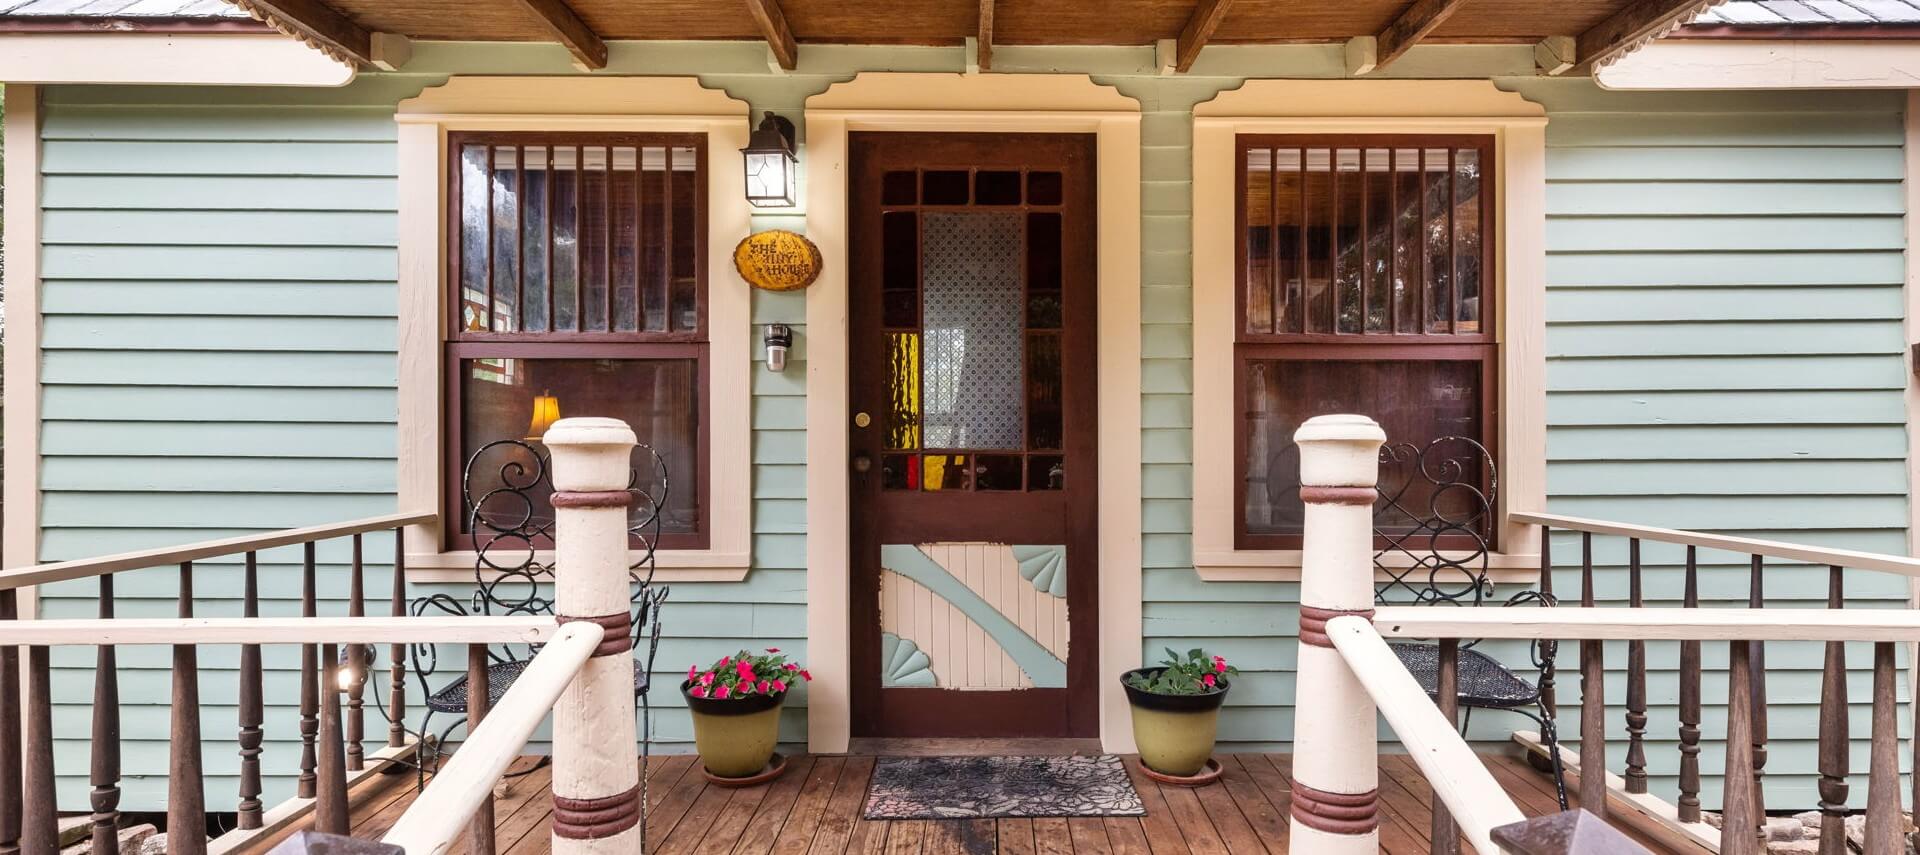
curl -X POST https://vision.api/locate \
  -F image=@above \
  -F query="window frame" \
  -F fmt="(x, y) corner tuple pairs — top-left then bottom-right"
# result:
(1230, 133), (1499, 552)
(1187, 80), (1549, 583)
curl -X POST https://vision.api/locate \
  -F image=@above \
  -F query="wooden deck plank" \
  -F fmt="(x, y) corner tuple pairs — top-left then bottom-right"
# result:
(336, 751), (1637, 854)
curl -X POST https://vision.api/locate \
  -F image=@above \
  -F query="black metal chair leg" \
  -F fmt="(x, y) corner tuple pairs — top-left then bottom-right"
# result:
(1538, 708), (1571, 811)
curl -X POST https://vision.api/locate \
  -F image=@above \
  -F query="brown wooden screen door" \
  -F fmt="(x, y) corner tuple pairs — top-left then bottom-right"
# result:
(849, 132), (1099, 738)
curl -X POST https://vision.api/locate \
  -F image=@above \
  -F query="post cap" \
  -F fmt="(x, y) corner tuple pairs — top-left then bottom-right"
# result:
(542, 417), (638, 449)
(1293, 413), (1386, 445)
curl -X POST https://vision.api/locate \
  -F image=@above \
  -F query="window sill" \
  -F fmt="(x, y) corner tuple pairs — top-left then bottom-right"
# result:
(405, 549), (752, 583)
(1192, 550), (1541, 584)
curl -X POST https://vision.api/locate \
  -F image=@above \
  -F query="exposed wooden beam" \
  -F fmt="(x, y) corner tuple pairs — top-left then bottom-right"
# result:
(1578, 0), (1723, 71)
(1534, 35), (1577, 75)
(744, 0), (799, 71)
(510, 0), (607, 70)
(1367, 0), (1468, 73)
(977, 0), (994, 72)
(1173, 0), (1234, 74)
(225, 0), (371, 66)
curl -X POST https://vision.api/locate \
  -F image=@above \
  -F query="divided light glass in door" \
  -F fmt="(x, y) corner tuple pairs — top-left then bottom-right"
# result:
(446, 133), (711, 550)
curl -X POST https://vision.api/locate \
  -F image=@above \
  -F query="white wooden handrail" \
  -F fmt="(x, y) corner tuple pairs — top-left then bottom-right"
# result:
(0, 616), (557, 645)
(381, 620), (605, 855)
(1325, 615), (1527, 853)
(1374, 606), (1920, 642)
(0, 510), (437, 590)
(1513, 510), (1920, 578)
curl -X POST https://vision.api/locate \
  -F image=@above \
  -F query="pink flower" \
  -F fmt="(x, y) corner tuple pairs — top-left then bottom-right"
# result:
(688, 665), (698, 681)
(718, 656), (731, 669)
(737, 681), (754, 695)
(714, 685), (731, 699)
(800, 669), (812, 682)
(785, 663), (799, 672)
(766, 647), (781, 653)
(772, 679), (787, 693)
(1214, 661), (1228, 673)
(699, 671), (714, 686)
(1202, 674), (1216, 688)
(758, 680), (772, 694)
(690, 686), (706, 699)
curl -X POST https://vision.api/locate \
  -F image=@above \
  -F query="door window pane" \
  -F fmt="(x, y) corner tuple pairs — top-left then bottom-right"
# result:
(920, 212), (1024, 450)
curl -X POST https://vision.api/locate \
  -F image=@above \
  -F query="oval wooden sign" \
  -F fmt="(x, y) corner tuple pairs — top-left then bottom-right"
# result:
(733, 230), (823, 292)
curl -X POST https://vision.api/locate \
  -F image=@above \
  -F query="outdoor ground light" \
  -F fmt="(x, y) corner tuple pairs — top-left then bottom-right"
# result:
(742, 111), (797, 208)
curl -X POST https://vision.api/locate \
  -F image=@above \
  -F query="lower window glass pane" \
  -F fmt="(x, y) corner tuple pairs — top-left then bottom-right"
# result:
(1242, 358), (1483, 539)
(460, 357), (701, 537)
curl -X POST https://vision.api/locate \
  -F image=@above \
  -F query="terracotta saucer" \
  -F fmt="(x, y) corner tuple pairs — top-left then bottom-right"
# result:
(1139, 757), (1223, 787)
(702, 753), (789, 788)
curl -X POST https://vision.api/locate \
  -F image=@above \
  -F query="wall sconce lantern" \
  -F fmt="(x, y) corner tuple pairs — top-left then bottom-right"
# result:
(742, 111), (797, 208)
(526, 391), (562, 442)
(764, 323), (793, 372)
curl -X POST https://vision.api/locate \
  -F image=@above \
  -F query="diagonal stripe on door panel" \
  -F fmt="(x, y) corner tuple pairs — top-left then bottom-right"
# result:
(880, 543), (1068, 688)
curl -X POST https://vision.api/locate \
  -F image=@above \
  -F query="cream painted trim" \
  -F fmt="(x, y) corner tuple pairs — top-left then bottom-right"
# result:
(1598, 40), (1920, 90)
(0, 33), (353, 87)
(1190, 79), (1547, 583)
(804, 73), (1143, 755)
(2, 84), (41, 621)
(393, 77), (753, 581)
(1902, 90), (1920, 740)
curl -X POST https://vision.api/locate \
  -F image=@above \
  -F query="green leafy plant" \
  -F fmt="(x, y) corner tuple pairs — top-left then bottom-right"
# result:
(1127, 648), (1236, 696)
(685, 648), (810, 699)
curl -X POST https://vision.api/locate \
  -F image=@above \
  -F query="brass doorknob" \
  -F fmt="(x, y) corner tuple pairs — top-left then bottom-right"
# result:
(853, 453), (873, 473)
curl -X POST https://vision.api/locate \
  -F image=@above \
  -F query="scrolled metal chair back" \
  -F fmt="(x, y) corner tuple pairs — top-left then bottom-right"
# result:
(1373, 435), (1498, 608)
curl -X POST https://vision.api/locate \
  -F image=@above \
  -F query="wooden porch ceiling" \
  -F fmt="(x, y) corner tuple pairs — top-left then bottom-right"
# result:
(223, 0), (1725, 75)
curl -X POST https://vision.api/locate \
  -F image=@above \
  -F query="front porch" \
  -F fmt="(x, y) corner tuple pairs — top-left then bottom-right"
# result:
(258, 749), (1638, 855)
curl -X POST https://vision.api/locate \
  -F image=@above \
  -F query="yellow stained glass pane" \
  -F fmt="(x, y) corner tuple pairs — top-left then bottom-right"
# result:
(887, 332), (922, 450)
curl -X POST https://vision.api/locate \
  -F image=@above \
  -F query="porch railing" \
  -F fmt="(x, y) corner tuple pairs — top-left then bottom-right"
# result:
(0, 417), (649, 855)
(1291, 413), (1920, 855)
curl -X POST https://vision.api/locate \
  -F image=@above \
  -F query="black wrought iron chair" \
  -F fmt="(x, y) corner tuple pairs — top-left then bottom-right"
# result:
(405, 438), (670, 791)
(1371, 436), (1569, 810)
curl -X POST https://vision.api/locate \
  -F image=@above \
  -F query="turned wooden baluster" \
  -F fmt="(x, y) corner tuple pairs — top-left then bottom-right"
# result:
(1577, 532), (1605, 819)
(298, 542), (320, 799)
(237, 552), (264, 830)
(170, 562), (208, 855)
(1747, 555), (1768, 848)
(1864, 642), (1902, 855)
(388, 529), (408, 749)
(1622, 538), (1647, 795)
(1675, 546), (1702, 824)
(346, 534), (366, 772)
(22, 640), (55, 855)
(0, 589), (19, 855)
(1721, 639), (1758, 855)
(316, 641), (349, 835)
(1816, 565), (1849, 855)
(90, 575), (121, 855)
(466, 644), (496, 855)
(1537, 527), (1556, 716)
(1432, 638), (1460, 855)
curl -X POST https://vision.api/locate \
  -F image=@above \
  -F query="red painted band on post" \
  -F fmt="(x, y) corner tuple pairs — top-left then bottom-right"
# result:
(558, 612), (633, 657)
(1290, 782), (1380, 835)
(552, 783), (641, 840)
(1298, 605), (1374, 649)
(550, 490), (634, 509)
(1298, 485), (1378, 506)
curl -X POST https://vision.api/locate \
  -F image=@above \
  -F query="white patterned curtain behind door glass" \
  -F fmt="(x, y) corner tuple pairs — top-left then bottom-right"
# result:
(920, 212), (1024, 450)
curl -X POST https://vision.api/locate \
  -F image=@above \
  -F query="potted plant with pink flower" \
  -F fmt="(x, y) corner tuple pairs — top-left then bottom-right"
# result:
(682, 648), (811, 783)
(1121, 648), (1237, 784)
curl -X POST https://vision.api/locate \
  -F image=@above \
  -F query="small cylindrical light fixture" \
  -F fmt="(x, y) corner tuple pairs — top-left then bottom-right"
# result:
(765, 323), (793, 372)
(526, 391), (562, 442)
(741, 111), (797, 208)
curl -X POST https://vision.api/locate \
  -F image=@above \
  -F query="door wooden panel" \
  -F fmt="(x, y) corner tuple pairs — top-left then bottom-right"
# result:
(849, 132), (1099, 738)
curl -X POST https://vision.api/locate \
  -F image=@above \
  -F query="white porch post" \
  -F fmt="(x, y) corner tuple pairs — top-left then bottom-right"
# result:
(1288, 414), (1387, 855)
(544, 418), (643, 853)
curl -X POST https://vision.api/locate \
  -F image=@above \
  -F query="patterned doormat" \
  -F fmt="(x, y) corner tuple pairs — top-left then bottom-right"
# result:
(862, 755), (1146, 819)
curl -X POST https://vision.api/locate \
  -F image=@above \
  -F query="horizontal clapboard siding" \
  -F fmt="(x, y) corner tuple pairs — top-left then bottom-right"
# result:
(33, 79), (813, 811)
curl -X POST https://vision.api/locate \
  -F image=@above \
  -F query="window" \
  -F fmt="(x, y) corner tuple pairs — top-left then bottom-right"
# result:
(1235, 136), (1495, 550)
(445, 133), (709, 550)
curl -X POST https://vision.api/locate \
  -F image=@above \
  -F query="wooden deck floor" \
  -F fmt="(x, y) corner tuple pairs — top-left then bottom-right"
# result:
(264, 750), (1651, 854)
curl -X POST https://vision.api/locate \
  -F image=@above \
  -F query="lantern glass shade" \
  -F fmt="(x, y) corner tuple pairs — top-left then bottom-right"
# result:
(525, 392), (562, 441)
(742, 111), (797, 208)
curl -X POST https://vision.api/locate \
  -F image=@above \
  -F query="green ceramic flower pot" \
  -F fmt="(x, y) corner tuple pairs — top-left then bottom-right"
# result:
(683, 681), (785, 779)
(1122, 667), (1227, 778)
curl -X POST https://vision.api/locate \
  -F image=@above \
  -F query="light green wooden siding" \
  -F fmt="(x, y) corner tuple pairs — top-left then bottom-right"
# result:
(27, 48), (1916, 813)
